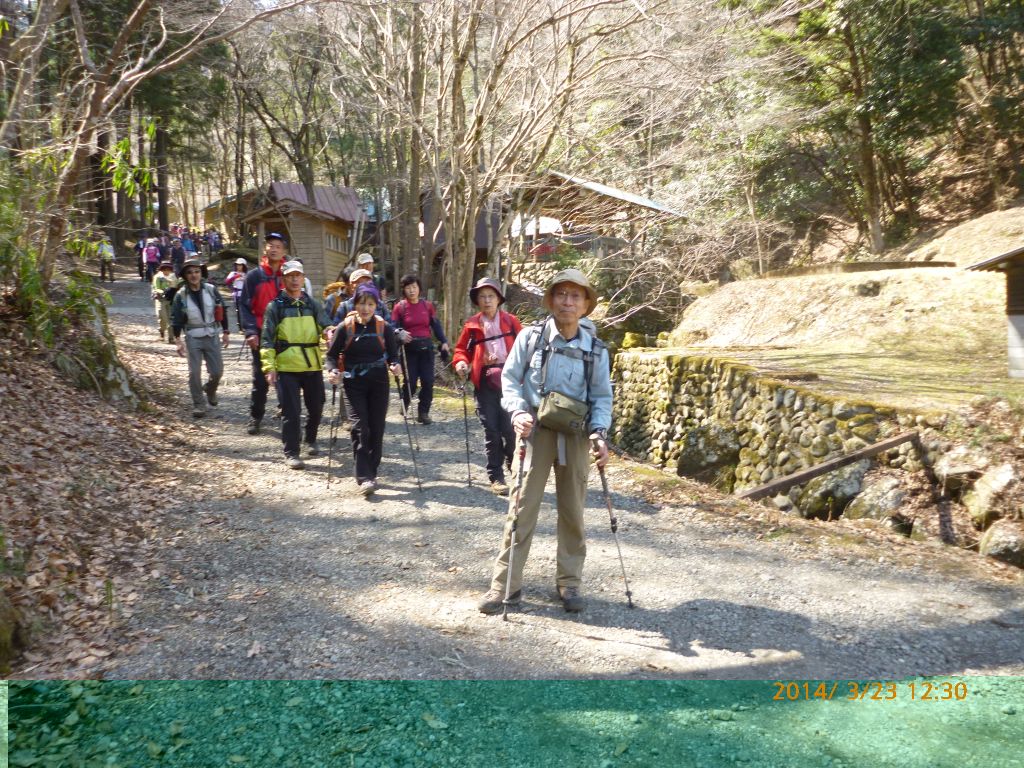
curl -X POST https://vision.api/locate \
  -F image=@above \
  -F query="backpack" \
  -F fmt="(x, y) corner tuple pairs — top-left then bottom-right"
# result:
(338, 312), (386, 373)
(524, 317), (606, 427)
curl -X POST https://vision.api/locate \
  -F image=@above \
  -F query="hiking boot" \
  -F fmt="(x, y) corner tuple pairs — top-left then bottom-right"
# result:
(285, 455), (305, 470)
(557, 585), (585, 613)
(417, 413), (432, 425)
(246, 418), (261, 435)
(490, 479), (509, 496)
(478, 588), (521, 615)
(204, 382), (218, 406)
(359, 480), (376, 496)
(305, 441), (320, 457)
(192, 406), (206, 418)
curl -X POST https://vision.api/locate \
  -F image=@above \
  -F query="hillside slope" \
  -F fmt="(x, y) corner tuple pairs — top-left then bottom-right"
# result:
(668, 208), (1024, 411)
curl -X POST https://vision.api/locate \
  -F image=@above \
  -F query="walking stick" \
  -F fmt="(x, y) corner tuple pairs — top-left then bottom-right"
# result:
(503, 438), (528, 621)
(460, 380), (472, 487)
(326, 385), (339, 489)
(393, 370), (423, 492)
(595, 449), (634, 609)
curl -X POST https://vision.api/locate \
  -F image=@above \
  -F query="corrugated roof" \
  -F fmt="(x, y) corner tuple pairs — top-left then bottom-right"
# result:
(965, 244), (1024, 272)
(269, 182), (363, 223)
(547, 170), (683, 218)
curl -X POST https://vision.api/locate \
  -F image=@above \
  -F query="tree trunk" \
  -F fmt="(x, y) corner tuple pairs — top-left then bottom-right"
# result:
(155, 123), (170, 232)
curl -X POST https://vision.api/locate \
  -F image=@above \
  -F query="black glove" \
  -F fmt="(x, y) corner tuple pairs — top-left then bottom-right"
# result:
(439, 347), (450, 364)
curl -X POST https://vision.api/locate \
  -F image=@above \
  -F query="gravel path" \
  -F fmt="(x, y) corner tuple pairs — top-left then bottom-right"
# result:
(100, 279), (1024, 680)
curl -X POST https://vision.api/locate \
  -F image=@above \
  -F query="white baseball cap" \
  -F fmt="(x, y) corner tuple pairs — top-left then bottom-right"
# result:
(356, 252), (374, 265)
(282, 260), (304, 275)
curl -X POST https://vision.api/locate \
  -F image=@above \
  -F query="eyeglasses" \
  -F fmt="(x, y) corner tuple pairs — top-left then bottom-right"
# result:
(553, 290), (585, 303)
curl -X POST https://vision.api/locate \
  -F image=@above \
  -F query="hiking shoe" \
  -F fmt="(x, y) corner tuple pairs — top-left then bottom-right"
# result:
(417, 413), (432, 425)
(246, 418), (261, 435)
(192, 407), (206, 418)
(285, 455), (305, 470)
(557, 585), (585, 613)
(204, 383), (218, 406)
(490, 479), (509, 496)
(478, 589), (521, 614)
(305, 441), (320, 457)
(359, 480), (376, 496)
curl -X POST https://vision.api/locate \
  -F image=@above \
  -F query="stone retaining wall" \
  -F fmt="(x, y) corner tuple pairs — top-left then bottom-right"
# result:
(610, 349), (943, 494)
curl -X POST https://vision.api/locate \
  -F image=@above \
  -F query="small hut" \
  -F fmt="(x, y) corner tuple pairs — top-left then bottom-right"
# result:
(966, 245), (1024, 378)
(243, 182), (364, 293)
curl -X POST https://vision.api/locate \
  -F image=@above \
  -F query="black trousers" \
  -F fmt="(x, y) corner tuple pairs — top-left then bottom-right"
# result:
(279, 370), (325, 457)
(476, 383), (515, 482)
(401, 342), (435, 416)
(344, 368), (390, 483)
(249, 347), (270, 420)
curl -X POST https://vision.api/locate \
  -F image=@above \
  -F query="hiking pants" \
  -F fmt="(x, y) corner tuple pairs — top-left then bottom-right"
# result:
(476, 384), (515, 483)
(99, 259), (114, 282)
(249, 344), (284, 420)
(145, 261), (158, 282)
(185, 334), (223, 410)
(155, 299), (171, 341)
(344, 368), (389, 483)
(401, 342), (435, 417)
(489, 426), (589, 595)
(278, 370), (325, 457)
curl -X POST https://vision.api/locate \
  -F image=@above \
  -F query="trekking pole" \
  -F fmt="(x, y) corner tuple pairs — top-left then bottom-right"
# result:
(594, 447), (634, 609)
(460, 380), (472, 487)
(393, 370), (423, 492)
(326, 385), (339, 489)
(503, 438), (528, 621)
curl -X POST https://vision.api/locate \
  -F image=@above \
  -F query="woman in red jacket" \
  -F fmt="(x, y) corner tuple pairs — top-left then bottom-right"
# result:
(452, 278), (523, 495)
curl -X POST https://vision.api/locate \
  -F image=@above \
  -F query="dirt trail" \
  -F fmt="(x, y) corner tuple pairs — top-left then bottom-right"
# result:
(78, 280), (1024, 679)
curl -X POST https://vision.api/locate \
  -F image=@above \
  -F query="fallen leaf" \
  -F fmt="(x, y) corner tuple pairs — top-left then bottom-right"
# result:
(246, 641), (262, 658)
(422, 713), (448, 729)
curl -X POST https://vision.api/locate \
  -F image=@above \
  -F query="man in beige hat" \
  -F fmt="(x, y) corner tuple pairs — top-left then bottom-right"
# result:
(478, 268), (612, 615)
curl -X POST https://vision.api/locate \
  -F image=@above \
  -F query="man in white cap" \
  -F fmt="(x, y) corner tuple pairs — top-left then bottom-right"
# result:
(260, 260), (334, 469)
(478, 268), (612, 615)
(355, 252), (387, 301)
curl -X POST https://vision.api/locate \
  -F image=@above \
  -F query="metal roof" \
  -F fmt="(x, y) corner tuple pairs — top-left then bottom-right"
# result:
(268, 182), (363, 223)
(546, 170), (683, 218)
(965, 244), (1024, 272)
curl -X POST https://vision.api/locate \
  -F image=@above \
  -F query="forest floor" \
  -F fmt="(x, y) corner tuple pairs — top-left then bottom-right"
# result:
(4, 278), (1023, 682)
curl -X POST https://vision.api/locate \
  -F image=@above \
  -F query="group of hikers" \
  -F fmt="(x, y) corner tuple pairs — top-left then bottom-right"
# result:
(148, 231), (613, 615)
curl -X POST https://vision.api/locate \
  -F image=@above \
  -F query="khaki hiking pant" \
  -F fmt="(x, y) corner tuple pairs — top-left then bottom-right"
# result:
(489, 425), (589, 595)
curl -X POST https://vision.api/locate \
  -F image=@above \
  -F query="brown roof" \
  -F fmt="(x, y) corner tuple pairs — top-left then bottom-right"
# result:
(265, 182), (363, 223)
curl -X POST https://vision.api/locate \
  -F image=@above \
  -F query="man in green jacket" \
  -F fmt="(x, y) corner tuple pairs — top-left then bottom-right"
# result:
(151, 261), (177, 343)
(261, 260), (335, 469)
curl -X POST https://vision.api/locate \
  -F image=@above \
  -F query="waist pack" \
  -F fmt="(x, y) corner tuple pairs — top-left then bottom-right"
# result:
(407, 337), (433, 354)
(537, 390), (589, 436)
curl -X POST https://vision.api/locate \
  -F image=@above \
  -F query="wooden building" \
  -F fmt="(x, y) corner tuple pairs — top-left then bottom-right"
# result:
(242, 182), (364, 293)
(966, 245), (1024, 378)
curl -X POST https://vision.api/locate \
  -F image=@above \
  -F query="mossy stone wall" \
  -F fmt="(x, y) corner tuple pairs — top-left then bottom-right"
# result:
(611, 350), (938, 492)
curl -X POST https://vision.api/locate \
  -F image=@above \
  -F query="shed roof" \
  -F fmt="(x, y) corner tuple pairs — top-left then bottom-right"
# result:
(243, 182), (363, 224)
(965, 244), (1024, 272)
(545, 170), (683, 218)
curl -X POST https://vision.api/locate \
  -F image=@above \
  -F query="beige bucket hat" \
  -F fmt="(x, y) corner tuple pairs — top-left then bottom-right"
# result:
(543, 268), (597, 317)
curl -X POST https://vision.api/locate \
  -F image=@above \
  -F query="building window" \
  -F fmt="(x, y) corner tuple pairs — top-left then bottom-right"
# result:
(326, 233), (344, 252)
